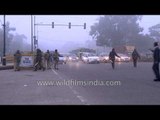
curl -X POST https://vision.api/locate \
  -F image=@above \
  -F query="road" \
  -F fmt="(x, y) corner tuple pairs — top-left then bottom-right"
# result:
(0, 61), (160, 105)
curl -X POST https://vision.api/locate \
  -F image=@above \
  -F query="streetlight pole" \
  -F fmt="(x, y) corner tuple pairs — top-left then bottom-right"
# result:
(31, 15), (33, 52)
(34, 16), (36, 51)
(2, 15), (6, 66)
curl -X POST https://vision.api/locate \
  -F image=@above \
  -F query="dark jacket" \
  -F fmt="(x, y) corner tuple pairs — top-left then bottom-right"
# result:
(109, 51), (120, 60)
(151, 46), (160, 63)
(132, 50), (140, 60)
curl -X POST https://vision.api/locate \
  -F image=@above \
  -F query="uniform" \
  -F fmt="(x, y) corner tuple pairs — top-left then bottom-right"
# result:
(14, 50), (22, 71)
(44, 50), (50, 69)
(53, 50), (60, 70)
(34, 49), (45, 71)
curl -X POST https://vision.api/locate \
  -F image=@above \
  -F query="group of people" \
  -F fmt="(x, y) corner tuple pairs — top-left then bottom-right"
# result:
(109, 42), (160, 82)
(14, 42), (160, 82)
(14, 49), (60, 71)
(108, 48), (140, 69)
(34, 49), (61, 71)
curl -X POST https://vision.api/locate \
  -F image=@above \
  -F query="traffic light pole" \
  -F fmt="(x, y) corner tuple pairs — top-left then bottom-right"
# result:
(33, 17), (86, 50)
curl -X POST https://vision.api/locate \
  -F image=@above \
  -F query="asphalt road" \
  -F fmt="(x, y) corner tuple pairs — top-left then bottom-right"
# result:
(0, 61), (160, 105)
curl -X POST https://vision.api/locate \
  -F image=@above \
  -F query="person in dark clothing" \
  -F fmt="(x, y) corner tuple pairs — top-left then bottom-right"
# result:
(34, 49), (45, 71)
(53, 49), (60, 70)
(109, 48), (121, 69)
(132, 48), (140, 67)
(44, 50), (51, 69)
(14, 50), (22, 71)
(149, 42), (160, 81)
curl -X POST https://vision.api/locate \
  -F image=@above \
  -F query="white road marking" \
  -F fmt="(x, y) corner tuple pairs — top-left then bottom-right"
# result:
(77, 95), (89, 104)
(51, 67), (58, 75)
(50, 66), (89, 105)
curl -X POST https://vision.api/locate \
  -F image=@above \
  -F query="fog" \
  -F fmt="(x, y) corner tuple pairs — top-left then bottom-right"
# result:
(0, 15), (160, 53)
(0, 15), (100, 53)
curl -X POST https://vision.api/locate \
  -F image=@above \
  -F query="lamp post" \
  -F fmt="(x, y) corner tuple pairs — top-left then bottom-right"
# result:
(31, 15), (33, 52)
(2, 15), (6, 66)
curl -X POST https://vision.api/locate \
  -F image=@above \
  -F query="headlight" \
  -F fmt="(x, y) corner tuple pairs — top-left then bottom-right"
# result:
(105, 57), (109, 60)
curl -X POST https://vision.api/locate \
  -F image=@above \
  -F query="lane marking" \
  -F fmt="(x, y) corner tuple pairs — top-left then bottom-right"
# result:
(50, 66), (89, 105)
(51, 67), (58, 75)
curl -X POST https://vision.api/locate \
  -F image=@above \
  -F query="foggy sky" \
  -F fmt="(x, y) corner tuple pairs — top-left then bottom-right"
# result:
(0, 15), (160, 52)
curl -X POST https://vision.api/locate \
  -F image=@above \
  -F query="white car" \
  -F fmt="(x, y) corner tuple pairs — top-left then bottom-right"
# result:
(99, 53), (110, 63)
(82, 53), (100, 64)
(116, 54), (131, 62)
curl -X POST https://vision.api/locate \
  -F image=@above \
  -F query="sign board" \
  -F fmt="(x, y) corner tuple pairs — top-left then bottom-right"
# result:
(20, 56), (34, 67)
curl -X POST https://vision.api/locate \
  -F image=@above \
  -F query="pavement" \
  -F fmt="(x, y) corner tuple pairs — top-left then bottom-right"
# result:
(0, 61), (160, 105)
(0, 63), (14, 70)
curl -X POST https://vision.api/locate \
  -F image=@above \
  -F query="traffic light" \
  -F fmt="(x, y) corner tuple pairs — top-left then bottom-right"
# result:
(69, 22), (71, 29)
(52, 22), (54, 28)
(84, 23), (86, 29)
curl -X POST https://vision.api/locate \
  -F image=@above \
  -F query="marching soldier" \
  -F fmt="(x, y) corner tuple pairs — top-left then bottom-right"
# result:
(53, 49), (60, 70)
(14, 50), (22, 71)
(34, 49), (45, 71)
(44, 50), (50, 69)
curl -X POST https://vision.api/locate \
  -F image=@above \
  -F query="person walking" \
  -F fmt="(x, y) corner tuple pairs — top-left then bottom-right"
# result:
(109, 48), (121, 69)
(149, 42), (160, 81)
(132, 48), (141, 67)
(14, 50), (22, 71)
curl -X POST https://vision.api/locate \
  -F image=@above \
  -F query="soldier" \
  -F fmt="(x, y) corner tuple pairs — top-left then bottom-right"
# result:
(149, 42), (160, 81)
(14, 50), (22, 71)
(53, 49), (60, 70)
(109, 48), (121, 69)
(132, 48), (140, 67)
(44, 50), (50, 69)
(34, 49), (45, 71)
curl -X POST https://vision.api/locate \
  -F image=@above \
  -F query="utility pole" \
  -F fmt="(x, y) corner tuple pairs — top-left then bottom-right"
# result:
(31, 15), (33, 52)
(34, 16), (36, 51)
(2, 15), (6, 66)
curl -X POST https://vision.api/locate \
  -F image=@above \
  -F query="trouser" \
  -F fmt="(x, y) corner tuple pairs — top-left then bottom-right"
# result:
(45, 59), (50, 69)
(152, 63), (160, 79)
(111, 59), (115, 69)
(15, 62), (20, 71)
(54, 60), (59, 69)
(34, 60), (45, 71)
(133, 59), (137, 67)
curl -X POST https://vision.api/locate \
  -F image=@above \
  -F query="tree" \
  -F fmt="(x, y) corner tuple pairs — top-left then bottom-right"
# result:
(10, 34), (30, 54)
(0, 21), (30, 55)
(149, 24), (160, 41)
(0, 21), (16, 55)
(89, 15), (143, 47)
